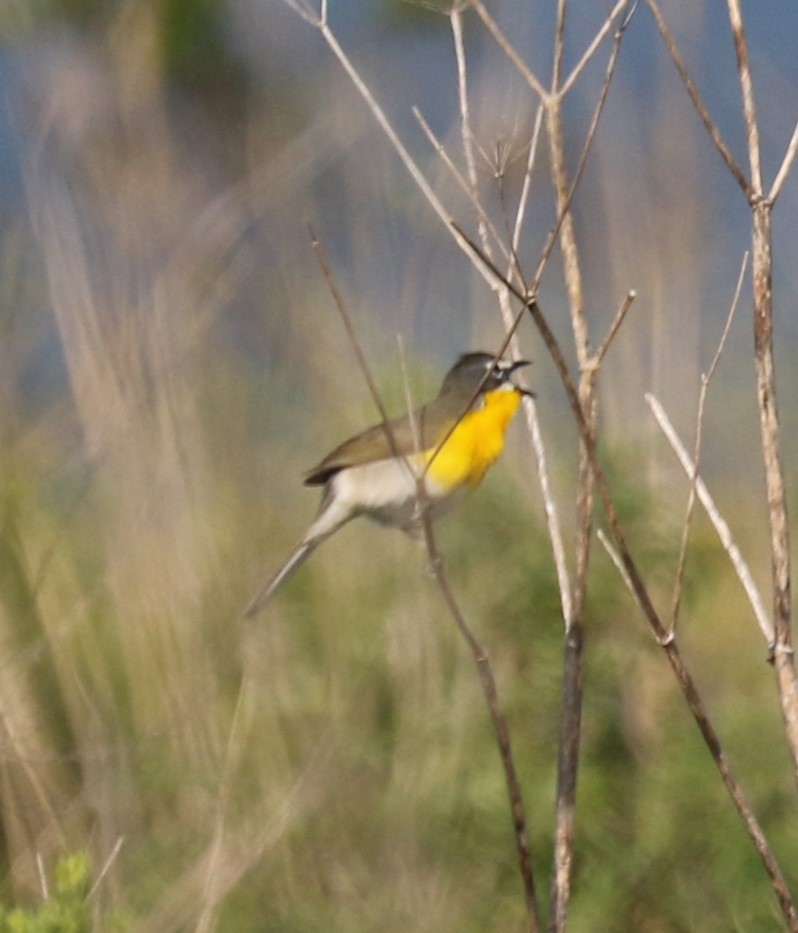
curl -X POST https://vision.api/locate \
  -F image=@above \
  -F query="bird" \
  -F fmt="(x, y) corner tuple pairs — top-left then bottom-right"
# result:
(243, 351), (533, 617)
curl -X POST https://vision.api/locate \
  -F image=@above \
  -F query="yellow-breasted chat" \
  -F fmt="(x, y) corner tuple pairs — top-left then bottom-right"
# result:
(244, 351), (532, 617)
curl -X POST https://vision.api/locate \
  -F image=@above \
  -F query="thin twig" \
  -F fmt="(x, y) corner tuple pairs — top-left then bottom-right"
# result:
(502, 106), (576, 624)
(504, 105), (573, 624)
(597, 529), (634, 596)
(418, 506), (542, 931)
(311, 11), (466, 240)
(646, 393), (774, 649)
(89, 837), (126, 900)
(559, 0), (634, 98)
(706, 262), (745, 385)
(510, 105), (545, 261)
(548, 0), (633, 360)
(595, 290), (637, 367)
(726, 0), (763, 195)
(507, 9), (628, 310)
(36, 852), (48, 902)
(769, 117), (798, 205)
(527, 398), (574, 626)
(396, 336), (421, 462)
(444, 0), (629, 345)
(492, 106), (575, 628)
(310, 231), (405, 468)
(645, 0), (751, 198)
(669, 254), (747, 635)
(451, 8), (481, 226)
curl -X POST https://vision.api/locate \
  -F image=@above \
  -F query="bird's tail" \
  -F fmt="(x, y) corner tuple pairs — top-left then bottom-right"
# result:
(243, 487), (355, 618)
(242, 539), (318, 618)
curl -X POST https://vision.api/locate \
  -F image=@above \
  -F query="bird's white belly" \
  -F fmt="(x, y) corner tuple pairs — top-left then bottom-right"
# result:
(331, 457), (463, 530)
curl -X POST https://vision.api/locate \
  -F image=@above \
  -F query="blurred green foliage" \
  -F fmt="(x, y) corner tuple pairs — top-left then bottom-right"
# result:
(0, 852), (126, 933)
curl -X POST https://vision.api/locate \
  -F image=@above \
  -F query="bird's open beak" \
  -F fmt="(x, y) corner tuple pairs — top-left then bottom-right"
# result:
(508, 359), (536, 398)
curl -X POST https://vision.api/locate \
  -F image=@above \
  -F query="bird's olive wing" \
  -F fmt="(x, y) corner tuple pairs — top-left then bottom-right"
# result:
(303, 395), (462, 486)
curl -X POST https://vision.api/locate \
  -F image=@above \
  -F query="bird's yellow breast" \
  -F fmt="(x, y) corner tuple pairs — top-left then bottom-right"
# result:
(424, 387), (523, 491)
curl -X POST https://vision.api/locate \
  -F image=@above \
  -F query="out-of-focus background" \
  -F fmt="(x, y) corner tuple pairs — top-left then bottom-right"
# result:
(1, 1), (798, 929)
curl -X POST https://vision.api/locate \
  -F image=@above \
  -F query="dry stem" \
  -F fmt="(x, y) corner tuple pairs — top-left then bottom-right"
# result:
(459, 231), (798, 929)
(668, 254), (747, 635)
(313, 236), (541, 932)
(728, 0), (798, 781)
(645, 0), (751, 196)
(543, 5), (636, 925)
(649, 0), (798, 802)
(646, 394), (774, 648)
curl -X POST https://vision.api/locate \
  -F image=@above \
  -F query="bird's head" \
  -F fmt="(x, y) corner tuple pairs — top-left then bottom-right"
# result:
(439, 351), (534, 399)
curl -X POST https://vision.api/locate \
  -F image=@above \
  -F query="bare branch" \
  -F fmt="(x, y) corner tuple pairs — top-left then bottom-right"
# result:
(646, 393), (774, 648)
(706, 255), (746, 382)
(726, 0), (763, 194)
(516, 12), (628, 307)
(750, 203), (798, 775)
(36, 852), (48, 902)
(595, 290), (637, 367)
(396, 335), (425, 485)
(448, 8), (526, 281)
(548, 0), (633, 363)
(669, 254), (747, 634)
(510, 106), (545, 259)
(528, 397), (574, 625)
(451, 8), (479, 193)
(645, 0), (752, 198)
(559, 0), (633, 98)
(543, 11), (637, 924)
(417, 501), (542, 931)
(546, 12), (591, 923)
(310, 232), (403, 463)
(551, 0), (567, 95)
(316, 20), (452, 225)
(89, 837), (126, 900)
(494, 110), (575, 628)
(769, 117), (798, 205)
(597, 529), (635, 598)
